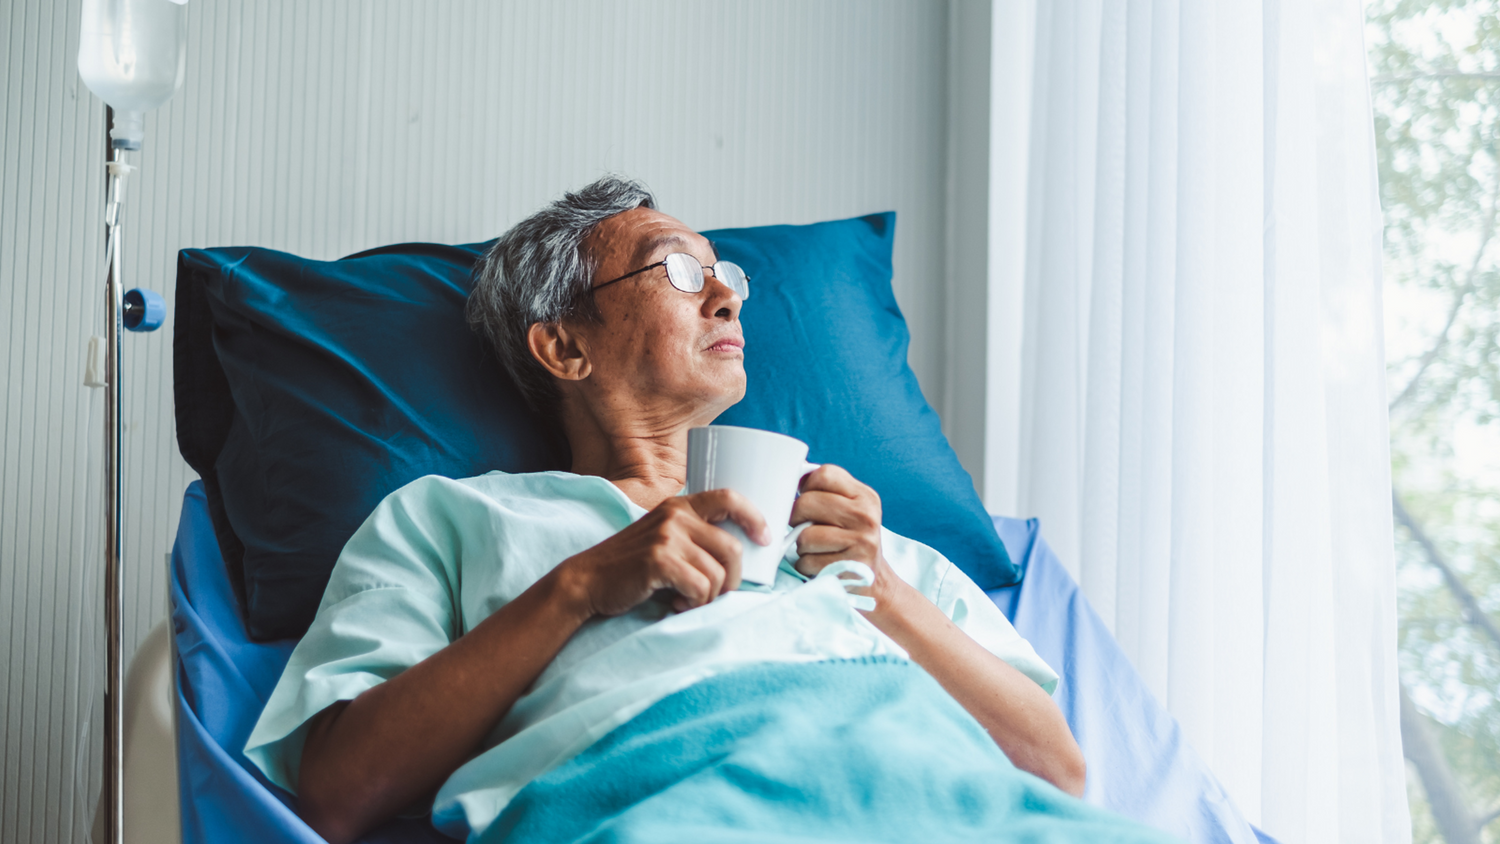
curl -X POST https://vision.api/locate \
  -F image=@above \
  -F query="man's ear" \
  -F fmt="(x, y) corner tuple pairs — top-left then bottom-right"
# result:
(527, 321), (592, 382)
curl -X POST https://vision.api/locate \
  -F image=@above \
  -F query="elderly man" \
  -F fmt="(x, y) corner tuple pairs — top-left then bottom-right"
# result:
(244, 177), (1136, 844)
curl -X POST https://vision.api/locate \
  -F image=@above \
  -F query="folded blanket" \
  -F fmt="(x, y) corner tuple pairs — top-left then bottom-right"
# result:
(485, 656), (1181, 844)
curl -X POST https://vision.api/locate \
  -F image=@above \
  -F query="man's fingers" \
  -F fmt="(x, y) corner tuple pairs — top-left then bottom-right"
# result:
(686, 489), (772, 545)
(663, 556), (716, 609)
(798, 463), (864, 497)
(790, 490), (868, 530)
(794, 552), (869, 579)
(679, 534), (737, 597)
(795, 524), (857, 557)
(794, 525), (881, 576)
(684, 520), (744, 593)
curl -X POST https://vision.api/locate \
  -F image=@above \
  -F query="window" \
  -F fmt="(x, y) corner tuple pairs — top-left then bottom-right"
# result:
(1368, 1), (1500, 841)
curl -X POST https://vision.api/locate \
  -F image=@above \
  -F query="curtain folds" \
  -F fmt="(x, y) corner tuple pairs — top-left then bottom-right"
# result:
(1006, 1), (1408, 841)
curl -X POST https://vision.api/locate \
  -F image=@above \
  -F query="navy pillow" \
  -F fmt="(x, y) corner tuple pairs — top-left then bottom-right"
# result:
(708, 213), (1016, 591)
(175, 243), (568, 640)
(175, 214), (1017, 641)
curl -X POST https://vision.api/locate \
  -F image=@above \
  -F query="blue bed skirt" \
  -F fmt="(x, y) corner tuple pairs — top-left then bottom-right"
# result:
(170, 481), (1277, 844)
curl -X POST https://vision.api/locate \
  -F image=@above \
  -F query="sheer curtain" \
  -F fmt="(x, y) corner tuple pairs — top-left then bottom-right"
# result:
(994, 1), (1409, 842)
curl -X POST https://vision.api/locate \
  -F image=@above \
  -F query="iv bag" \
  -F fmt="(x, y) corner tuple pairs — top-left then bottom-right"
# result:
(77, 0), (188, 150)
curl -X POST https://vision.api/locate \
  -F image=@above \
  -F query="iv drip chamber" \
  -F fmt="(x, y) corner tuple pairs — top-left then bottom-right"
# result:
(77, 0), (188, 150)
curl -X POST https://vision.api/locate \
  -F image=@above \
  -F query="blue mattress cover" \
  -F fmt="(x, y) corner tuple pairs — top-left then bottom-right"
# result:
(171, 481), (1277, 844)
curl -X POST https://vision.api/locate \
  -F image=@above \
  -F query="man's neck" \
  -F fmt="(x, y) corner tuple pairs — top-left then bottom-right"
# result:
(563, 400), (695, 511)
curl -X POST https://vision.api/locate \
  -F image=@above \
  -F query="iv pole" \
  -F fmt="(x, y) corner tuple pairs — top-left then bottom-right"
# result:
(103, 105), (126, 844)
(99, 104), (163, 844)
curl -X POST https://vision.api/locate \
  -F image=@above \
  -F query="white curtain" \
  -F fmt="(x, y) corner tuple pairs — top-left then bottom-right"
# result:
(999, 1), (1409, 842)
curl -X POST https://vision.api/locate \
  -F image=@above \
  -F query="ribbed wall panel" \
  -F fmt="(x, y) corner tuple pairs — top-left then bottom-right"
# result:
(0, 2), (967, 841)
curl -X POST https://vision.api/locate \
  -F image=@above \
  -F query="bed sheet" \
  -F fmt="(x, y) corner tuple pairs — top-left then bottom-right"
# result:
(988, 520), (1278, 844)
(171, 481), (1278, 844)
(172, 481), (455, 843)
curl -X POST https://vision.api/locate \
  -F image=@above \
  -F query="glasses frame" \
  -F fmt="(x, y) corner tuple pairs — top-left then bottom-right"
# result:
(592, 251), (751, 300)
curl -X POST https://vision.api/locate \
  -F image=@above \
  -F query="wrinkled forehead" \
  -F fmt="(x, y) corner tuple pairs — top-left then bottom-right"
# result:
(631, 232), (721, 267)
(591, 208), (717, 267)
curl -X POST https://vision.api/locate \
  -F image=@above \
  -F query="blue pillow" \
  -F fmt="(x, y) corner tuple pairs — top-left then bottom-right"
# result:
(174, 214), (1016, 641)
(708, 213), (1016, 591)
(175, 243), (568, 640)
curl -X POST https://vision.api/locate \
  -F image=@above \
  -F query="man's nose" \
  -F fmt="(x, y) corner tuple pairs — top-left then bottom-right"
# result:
(702, 274), (742, 320)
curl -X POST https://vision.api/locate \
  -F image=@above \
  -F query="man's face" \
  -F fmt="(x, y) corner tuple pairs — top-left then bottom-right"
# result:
(570, 207), (746, 423)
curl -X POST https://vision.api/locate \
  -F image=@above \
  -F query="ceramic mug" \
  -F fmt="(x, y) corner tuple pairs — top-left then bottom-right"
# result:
(686, 425), (819, 585)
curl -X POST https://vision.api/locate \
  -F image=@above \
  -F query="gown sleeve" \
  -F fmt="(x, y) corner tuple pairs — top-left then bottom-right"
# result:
(243, 476), (467, 793)
(881, 528), (1060, 694)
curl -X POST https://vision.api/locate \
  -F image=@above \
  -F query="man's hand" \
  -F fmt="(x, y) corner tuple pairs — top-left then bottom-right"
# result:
(560, 490), (771, 617)
(789, 465), (904, 612)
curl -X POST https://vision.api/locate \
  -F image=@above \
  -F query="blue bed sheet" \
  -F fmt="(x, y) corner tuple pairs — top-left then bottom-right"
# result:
(988, 520), (1277, 844)
(172, 482), (456, 844)
(171, 481), (1278, 844)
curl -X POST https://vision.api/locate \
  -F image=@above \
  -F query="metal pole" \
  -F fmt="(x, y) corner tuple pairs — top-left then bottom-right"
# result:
(103, 110), (125, 844)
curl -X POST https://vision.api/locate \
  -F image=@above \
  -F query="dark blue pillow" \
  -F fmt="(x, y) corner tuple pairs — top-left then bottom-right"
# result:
(708, 213), (1016, 591)
(175, 243), (567, 640)
(174, 214), (1016, 641)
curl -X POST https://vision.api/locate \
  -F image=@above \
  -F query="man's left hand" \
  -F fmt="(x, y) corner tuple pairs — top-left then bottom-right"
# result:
(788, 464), (902, 611)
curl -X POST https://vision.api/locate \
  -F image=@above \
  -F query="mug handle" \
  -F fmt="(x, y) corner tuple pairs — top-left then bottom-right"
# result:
(776, 521), (813, 557)
(779, 462), (821, 554)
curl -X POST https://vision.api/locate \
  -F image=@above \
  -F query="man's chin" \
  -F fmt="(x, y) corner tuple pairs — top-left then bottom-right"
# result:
(701, 354), (746, 380)
(699, 373), (747, 418)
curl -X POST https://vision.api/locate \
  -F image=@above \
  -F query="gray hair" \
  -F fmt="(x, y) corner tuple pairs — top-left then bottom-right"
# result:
(468, 176), (657, 413)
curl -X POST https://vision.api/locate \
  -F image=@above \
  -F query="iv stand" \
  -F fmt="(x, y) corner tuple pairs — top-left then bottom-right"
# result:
(102, 106), (128, 844)
(96, 101), (166, 844)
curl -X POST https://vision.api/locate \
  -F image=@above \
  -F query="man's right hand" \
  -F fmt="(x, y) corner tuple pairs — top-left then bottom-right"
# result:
(558, 490), (772, 618)
(301, 491), (770, 843)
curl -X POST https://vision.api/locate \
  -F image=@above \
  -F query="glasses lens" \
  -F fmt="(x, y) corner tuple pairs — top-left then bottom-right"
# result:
(663, 253), (705, 293)
(713, 261), (750, 300)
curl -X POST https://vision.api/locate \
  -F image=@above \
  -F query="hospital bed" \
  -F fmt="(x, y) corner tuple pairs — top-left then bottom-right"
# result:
(119, 213), (1282, 844)
(121, 490), (1277, 843)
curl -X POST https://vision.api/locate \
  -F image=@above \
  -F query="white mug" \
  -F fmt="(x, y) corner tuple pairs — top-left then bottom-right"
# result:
(686, 425), (819, 586)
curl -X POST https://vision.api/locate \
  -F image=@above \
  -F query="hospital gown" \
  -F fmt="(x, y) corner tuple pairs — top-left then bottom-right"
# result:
(244, 470), (1058, 840)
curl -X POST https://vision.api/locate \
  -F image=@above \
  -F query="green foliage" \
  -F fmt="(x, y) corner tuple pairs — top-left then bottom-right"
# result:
(1368, 0), (1500, 840)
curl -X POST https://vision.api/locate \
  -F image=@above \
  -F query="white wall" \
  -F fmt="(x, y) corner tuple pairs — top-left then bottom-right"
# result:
(984, 0), (1037, 515)
(0, 1), (992, 841)
(943, 0), (993, 511)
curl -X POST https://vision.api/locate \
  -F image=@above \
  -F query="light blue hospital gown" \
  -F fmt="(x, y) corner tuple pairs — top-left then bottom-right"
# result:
(244, 470), (1058, 841)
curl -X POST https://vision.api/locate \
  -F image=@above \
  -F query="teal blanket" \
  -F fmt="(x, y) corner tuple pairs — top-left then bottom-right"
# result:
(485, 657), (1181, 843)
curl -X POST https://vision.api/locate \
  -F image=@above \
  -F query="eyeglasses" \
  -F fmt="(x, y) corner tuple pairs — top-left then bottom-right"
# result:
(592, 252), (751, 300)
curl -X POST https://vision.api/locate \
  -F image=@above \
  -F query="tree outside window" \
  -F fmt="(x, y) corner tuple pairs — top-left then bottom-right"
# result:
(1367, 1), (1500, 841)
